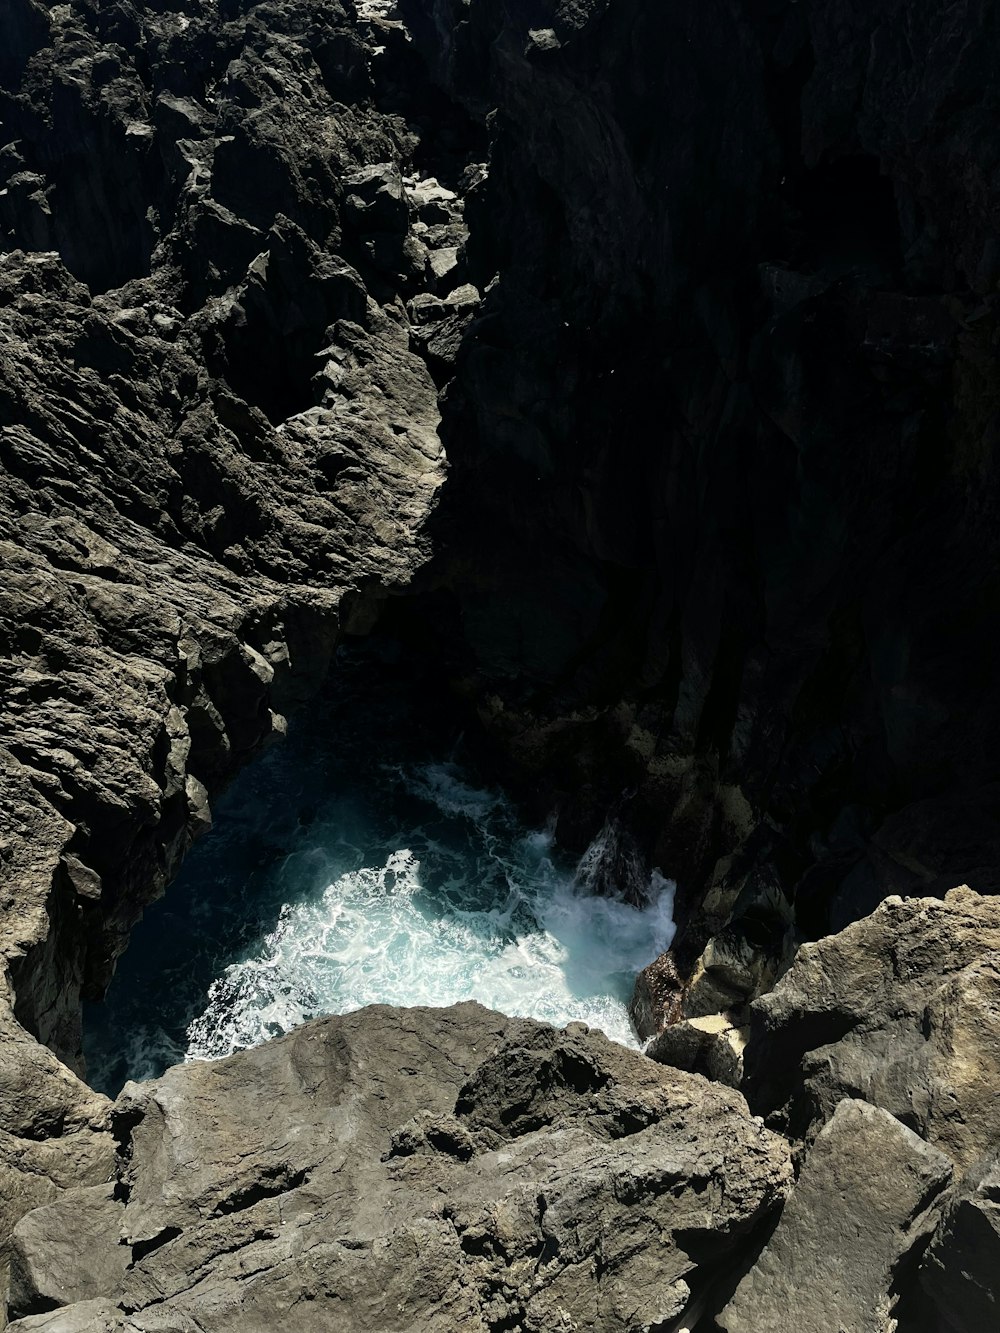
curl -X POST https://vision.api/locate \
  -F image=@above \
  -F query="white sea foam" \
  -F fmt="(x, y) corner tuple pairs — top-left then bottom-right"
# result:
(185, 764), (676, 1062)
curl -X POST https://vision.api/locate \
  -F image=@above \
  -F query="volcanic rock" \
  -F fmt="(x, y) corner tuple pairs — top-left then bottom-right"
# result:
(5, 1005), (792, 1333)
(741, 885), (1000, 1169)
(0, 0), (463, 1289)
(0, 0), (450, 1062)
(718, 1098), (953, 1333)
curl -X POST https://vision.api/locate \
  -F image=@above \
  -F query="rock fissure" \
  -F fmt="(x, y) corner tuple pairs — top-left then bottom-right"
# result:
(3, 0), (1000, 1330)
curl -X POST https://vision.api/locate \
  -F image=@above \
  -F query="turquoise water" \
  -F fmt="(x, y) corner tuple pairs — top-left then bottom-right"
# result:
(83, 651), (675, 1095)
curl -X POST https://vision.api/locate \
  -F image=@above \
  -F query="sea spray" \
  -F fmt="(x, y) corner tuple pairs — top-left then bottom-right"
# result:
(573, 813), (650, 905)
(84, 664), (676, 1094)
(185, 763), (676, 1061)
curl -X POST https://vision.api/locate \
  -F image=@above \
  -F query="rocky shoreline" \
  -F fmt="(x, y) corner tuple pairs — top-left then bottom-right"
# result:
(6, 888), (1000, 1331)
(2, 0), (1000, 1329)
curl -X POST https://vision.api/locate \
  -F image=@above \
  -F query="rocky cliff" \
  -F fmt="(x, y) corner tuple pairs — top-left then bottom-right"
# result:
(5, 892), (1000, 1332)
(2, 0), (1000, 1330)
(0, 0), (466, 1293)
(409, 0), (1000, 1020)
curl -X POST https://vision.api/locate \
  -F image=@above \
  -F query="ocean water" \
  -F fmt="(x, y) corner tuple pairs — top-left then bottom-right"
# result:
(83, 651), (675, 1096)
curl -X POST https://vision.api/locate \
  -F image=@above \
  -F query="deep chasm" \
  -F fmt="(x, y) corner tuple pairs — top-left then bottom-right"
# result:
(1, 0), (1000, 1330)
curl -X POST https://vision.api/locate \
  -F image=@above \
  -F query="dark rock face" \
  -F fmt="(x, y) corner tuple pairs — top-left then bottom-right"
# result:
(0, 0), (457, 1062)
(5, 1005), (791, 1332)
(404, 0), (1000, 1011)
(921, 1162), (1000, 1333)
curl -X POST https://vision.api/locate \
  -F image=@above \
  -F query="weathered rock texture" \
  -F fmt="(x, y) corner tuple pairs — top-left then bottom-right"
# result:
(0, 0), (480, 1302)
(721, 885), (1000, 1333)
(0, 0), (458, 1062)
(718, 1098), (953, 1333)
(0, 1003), (114, 1321)
(5, 1005), (792, 1332)
(4, 1), (1000, 1330)
(742, 885), (1000, 1169)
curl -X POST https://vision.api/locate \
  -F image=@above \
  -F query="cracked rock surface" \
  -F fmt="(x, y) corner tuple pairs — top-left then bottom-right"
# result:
(5, 1005), (792, 1332)
(0, 0), (452, 1067)
(0, 0), (473, 1292)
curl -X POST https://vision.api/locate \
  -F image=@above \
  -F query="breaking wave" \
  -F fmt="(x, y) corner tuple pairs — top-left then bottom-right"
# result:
(84, 656), (675, 1094)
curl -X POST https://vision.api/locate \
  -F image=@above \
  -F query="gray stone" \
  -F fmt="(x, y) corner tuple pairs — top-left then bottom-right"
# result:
(427, 244), (463, 294)
(742, 887), (1000, 1168)
(342, 163), (409, 234)
(7, 1301), (129, 1333)
(0, 0), (450, 1268)
(408, 290), (451, 325)
(9, 1186), (127, 1320)
(646, 1012), (746, 1087)
(718, 1099), (953, 1333)
(7, 1006), (791, 1333)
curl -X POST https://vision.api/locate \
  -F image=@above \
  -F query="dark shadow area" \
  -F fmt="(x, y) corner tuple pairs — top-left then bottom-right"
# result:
(795, 153), (904, 281)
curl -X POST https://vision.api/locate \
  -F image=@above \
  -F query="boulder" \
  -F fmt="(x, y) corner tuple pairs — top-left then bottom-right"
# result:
(9, 1186), (127, 1320)
(427, 244), (461, 292)
(0, 1000), (114, 1316)
(5, 1302), (128, 1333)
(718, 1098), (953, 1333)
(741, 887), (1000, 1167)
(342, 163), (409, 235)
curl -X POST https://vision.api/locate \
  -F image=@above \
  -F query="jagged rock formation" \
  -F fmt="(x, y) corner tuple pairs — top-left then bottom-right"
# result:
(5, 885), (997, 1333)
(5, 1006), (792, 1332)
(3, 0), (1000, 1330)
(0, 0), (476, 1302)
(0, 0), (466, 1061)
(4, 885), (997, 1332)
(706, 886), (1000, 1332)
(742, 885), (1000, 1170)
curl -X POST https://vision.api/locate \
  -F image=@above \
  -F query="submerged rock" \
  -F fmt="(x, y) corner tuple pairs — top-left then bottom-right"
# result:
(6, 1005), (791, 1332)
